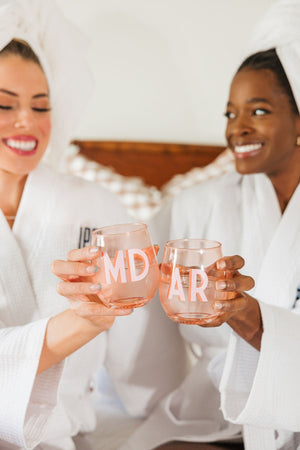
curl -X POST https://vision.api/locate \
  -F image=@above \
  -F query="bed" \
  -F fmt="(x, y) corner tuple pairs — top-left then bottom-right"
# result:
(71, 140), (227, 188)
(67, 140), (234, 220)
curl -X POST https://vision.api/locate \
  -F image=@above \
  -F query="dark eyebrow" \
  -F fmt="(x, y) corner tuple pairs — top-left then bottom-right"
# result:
(32, 93), (49, 99)
(246, 97), (272, 105)
(0, 89), (49, 98)
(227, 98), (272, 107)
(0, 88), (17, 97)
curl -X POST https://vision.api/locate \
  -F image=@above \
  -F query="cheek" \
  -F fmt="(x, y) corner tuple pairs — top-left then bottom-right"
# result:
(270, 120), (294, 147)
(39, 116), (51, 140)
(225, 125), (230, 143)
(0, 113), (14, 130)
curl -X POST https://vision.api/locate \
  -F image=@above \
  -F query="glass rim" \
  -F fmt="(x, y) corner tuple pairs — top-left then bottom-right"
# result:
(92, 222), (147, 237)
(165, 238), (221, 251)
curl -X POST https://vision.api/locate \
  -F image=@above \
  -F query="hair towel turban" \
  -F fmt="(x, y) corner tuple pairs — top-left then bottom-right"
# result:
(0, 0), (93, 168)
(241, 0), (300, 112)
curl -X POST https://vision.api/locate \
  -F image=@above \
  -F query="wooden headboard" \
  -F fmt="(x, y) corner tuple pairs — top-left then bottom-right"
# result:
(71, 140), (226, 189)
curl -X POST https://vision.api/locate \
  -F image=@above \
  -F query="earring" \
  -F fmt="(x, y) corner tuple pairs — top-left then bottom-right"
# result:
(297, 136), (300, 146)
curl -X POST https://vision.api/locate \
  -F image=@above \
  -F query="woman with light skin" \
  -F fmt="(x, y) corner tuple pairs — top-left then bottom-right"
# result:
(0, 40), (134, 366)
(0, 38), (134, 448)
(0, 2), (189, 449)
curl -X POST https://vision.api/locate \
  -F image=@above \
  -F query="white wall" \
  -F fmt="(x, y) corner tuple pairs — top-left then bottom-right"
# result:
(57, 0), (274, 146)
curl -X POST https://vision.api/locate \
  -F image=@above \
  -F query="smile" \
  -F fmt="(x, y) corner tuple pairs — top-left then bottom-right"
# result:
(3, 136), (38, 156)
(234, 143), (263, 158)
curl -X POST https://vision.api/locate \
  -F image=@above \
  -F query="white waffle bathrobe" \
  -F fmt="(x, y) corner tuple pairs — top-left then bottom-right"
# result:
(0, 163), (189, 449)
(120, 170), (300, 450)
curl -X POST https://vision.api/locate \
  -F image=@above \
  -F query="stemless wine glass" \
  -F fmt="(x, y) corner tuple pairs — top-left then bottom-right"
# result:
(91, 223), (159, 309)
(159, 239), (223, 324)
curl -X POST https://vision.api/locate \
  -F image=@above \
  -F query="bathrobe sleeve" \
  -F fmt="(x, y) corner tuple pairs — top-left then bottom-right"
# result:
(220, 302), (300, 431)
(0, 318), (64, 448)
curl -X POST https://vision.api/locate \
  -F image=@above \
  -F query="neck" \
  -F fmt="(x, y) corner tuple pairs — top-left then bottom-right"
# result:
(268, 153), (300, 213)
(270, 175), (299, 213)
(0, 169), (27, 217)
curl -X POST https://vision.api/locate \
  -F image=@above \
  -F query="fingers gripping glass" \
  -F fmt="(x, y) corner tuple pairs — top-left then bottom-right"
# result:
(92, 223), (159, 309)
(159, 239), (222, 324)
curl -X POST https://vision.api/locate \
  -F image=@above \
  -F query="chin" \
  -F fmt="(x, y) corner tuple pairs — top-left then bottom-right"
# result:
(1, 159), (42, 177)
(235, 160), (261, 175)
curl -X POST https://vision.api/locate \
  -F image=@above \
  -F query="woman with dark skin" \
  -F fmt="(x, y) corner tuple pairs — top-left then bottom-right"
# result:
(215, 49), (300, 450)
(177, 48), (300, 450)
(135, 48), (299, 450)
(201, 49), (300, 347)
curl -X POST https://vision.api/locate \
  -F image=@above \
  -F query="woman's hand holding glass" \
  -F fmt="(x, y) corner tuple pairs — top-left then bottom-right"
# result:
(200, 254), (256, 326)
(159, 244), (261, 350)
(91, 223), (160, 309)
(52, 223), (160, 329)
(51, 245), (132, 330)
(159, 239), (225, 324)
(159, 239), (259, 347)
(205, 254), (262, 350)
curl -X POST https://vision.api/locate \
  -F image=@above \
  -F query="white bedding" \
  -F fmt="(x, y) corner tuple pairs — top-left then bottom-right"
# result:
(87, 367), (143, 450)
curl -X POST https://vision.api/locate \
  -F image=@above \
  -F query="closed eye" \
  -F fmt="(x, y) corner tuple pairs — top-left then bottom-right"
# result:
(0, 105), (12, 110)
(32, 107), (51, 112)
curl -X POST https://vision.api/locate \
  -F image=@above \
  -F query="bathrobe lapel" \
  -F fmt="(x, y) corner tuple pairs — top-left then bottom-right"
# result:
(0, 211), (39, 326)
(240, 174), (282, 281)
(221, 177), (300, 450)
(0, 165), (56, 326)
(241, 174), (300, 308)
(253, 181), (300, 309)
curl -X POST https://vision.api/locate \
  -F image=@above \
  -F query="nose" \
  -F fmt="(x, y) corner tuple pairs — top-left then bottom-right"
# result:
(14, 108), (35, 129)
(226, 114), (253, 139)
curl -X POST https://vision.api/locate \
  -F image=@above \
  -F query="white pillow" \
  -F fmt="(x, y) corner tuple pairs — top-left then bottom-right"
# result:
(64, 146), (234, 221)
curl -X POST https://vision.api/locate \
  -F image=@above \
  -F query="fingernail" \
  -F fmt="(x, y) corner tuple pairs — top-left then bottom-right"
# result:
(214, 302), (223, 310)
(217, 260), (226, 269)
(120, 309), (133, 315)
(86, 265), (98, 273)
(216, 281), (226, 290)
(90, 246), (99, 254)
(90, 283), (102, 291)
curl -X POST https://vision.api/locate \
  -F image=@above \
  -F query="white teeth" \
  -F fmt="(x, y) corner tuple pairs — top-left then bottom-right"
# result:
(6, 138), (36, 151)
(235, 143), (262, 153)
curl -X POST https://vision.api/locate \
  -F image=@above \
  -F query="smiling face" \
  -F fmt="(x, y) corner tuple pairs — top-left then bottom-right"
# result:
(0, 54), (51, 177)
(225, 68), (300, 178)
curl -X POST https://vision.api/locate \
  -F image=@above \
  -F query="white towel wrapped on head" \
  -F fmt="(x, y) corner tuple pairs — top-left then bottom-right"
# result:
(0, 0), (93, 168)
(241, 0), (300, 112)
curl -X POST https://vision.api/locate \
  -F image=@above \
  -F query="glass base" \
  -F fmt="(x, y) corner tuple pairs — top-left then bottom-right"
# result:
(108, 297), (148, 309)
(168, 312), (220, 325)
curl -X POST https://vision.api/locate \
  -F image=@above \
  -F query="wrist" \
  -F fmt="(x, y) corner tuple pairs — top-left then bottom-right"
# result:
(227, 295), (263, 350)
(37, 309), (109, 374)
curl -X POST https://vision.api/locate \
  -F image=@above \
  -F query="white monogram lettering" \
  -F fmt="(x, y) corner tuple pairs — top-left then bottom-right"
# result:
(167, 268), (208, 302)
(103, 249), (149, 284)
